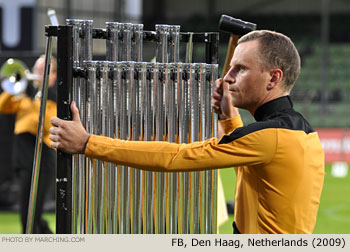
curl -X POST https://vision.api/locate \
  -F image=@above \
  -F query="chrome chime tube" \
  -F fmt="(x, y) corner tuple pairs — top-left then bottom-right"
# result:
(84, 60), (98, 234)
(189, 64), (200, 234)
(66, 19), (93, 234)
(106, 22), (119, 61)
(178, 63), (191, 234)
(165, 26), (180, 234)
(105, 23), (119, 234)
(109, 62), (120, 233)
(166, 63), (179, 234)
(130, 24), (143, 234)
(104, 61), (115, 234)
(130, 62), (143, 234)
(118, 23), (133, 61)
(118, 61), (133, 233)
(207, 64), (219, 233)
(154, 63), (166, 234)
(142, 62), (155, 234)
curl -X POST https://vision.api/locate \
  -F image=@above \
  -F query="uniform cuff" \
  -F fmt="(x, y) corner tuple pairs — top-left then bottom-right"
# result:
(220, 114), (243, 134)
(85, 134), (98, 158)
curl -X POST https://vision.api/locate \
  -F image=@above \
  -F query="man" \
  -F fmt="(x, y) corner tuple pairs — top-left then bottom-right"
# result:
(49, 30), (325, 234)
(0, 55), (57, 233)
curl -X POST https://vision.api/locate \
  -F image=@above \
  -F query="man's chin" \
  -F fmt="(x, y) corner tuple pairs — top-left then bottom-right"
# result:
(231, 101), (243, 109)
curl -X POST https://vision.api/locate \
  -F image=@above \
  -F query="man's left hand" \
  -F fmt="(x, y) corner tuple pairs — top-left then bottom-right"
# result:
(49, 101), (90, 154)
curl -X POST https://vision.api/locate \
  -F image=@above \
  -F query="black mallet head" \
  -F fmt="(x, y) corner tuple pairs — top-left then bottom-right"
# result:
(219, 15), (257, 35)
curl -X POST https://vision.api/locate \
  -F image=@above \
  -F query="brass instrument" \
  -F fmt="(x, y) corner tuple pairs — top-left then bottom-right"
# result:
(0, 58), (40, 95)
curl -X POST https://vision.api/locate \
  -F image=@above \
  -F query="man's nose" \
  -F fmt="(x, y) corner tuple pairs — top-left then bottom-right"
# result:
(223, 68), (235, 84)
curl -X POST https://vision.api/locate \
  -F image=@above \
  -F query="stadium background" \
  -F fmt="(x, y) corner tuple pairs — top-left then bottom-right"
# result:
(0, 0), (349, 233)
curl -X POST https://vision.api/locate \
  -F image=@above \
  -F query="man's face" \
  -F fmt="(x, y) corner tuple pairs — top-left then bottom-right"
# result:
(223, 39), (272, 114)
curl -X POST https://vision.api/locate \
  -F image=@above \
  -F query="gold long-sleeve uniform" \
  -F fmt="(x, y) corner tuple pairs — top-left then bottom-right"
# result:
(84, 96), (325, 234)
(0, 91), (56, 147)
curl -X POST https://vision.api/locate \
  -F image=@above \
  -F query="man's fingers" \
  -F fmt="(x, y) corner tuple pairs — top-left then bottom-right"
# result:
(222, 81), (230, 95)
(50, 141), (59, 149)
(49, 126), (59, 135)
(212, 98), (222, 114)
(215, 78), (223, 87)
(51, 101), (80, 126)
(71, 101), (81, 122)
(49, 133), (59, 142)
(215, 78), (223, 95)
(51, 117), (64, 127)
(212, 78), (224, 115)
(212, 90), (222, 100)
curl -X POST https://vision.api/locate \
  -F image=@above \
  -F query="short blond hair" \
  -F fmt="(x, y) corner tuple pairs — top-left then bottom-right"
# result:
(238, 30), (300, 91)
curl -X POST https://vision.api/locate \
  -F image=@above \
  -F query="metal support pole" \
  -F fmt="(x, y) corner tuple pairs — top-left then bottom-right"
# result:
(26, 35), (53, 234)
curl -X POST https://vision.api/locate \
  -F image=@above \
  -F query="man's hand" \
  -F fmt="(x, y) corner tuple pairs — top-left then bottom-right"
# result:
(49, 101), (90, 154)
(211, 78), (238, 120)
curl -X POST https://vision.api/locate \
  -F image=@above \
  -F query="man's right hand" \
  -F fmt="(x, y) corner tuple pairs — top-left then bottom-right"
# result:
(211, 78), (238, 120)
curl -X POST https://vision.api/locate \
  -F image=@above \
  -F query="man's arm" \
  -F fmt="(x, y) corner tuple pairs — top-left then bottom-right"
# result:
(83, 126), (276, 172)
(50, 102), (276, 172)
(51, 77), (240, 154)
(0, 91), (21, 113)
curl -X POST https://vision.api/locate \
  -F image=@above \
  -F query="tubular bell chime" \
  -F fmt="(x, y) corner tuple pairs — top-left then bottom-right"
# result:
(46, 19), (219, 234)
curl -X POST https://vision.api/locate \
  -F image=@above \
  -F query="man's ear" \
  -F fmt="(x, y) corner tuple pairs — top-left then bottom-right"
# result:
(267, 69), (283, 91)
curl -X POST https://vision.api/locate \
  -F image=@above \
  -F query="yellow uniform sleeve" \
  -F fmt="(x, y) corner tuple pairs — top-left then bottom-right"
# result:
(0, 92), (21, 114)
(85, 127), (277, 172)
(219, 114), (244, 174)
(0, 90), (57, 147)
(219, 114), (243, 135)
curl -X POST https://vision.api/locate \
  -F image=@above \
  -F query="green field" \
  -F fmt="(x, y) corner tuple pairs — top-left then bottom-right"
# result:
(0, 164), (349, 234)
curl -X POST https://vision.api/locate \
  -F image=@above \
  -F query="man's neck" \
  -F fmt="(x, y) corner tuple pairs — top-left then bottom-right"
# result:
(249, 91), (290, 116)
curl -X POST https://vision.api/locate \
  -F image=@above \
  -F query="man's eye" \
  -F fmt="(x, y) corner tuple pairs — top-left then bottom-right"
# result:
(239, 66), (245, 71)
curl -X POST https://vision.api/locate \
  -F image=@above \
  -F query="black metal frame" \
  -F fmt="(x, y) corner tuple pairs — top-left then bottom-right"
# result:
(46, 24), (219, 234)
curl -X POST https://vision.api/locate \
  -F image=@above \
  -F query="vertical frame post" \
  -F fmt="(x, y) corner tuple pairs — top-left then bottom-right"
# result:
(56, 25), (73, 234)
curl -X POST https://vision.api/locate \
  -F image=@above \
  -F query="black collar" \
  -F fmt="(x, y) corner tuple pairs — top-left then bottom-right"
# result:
(254, 96), (294, 121)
